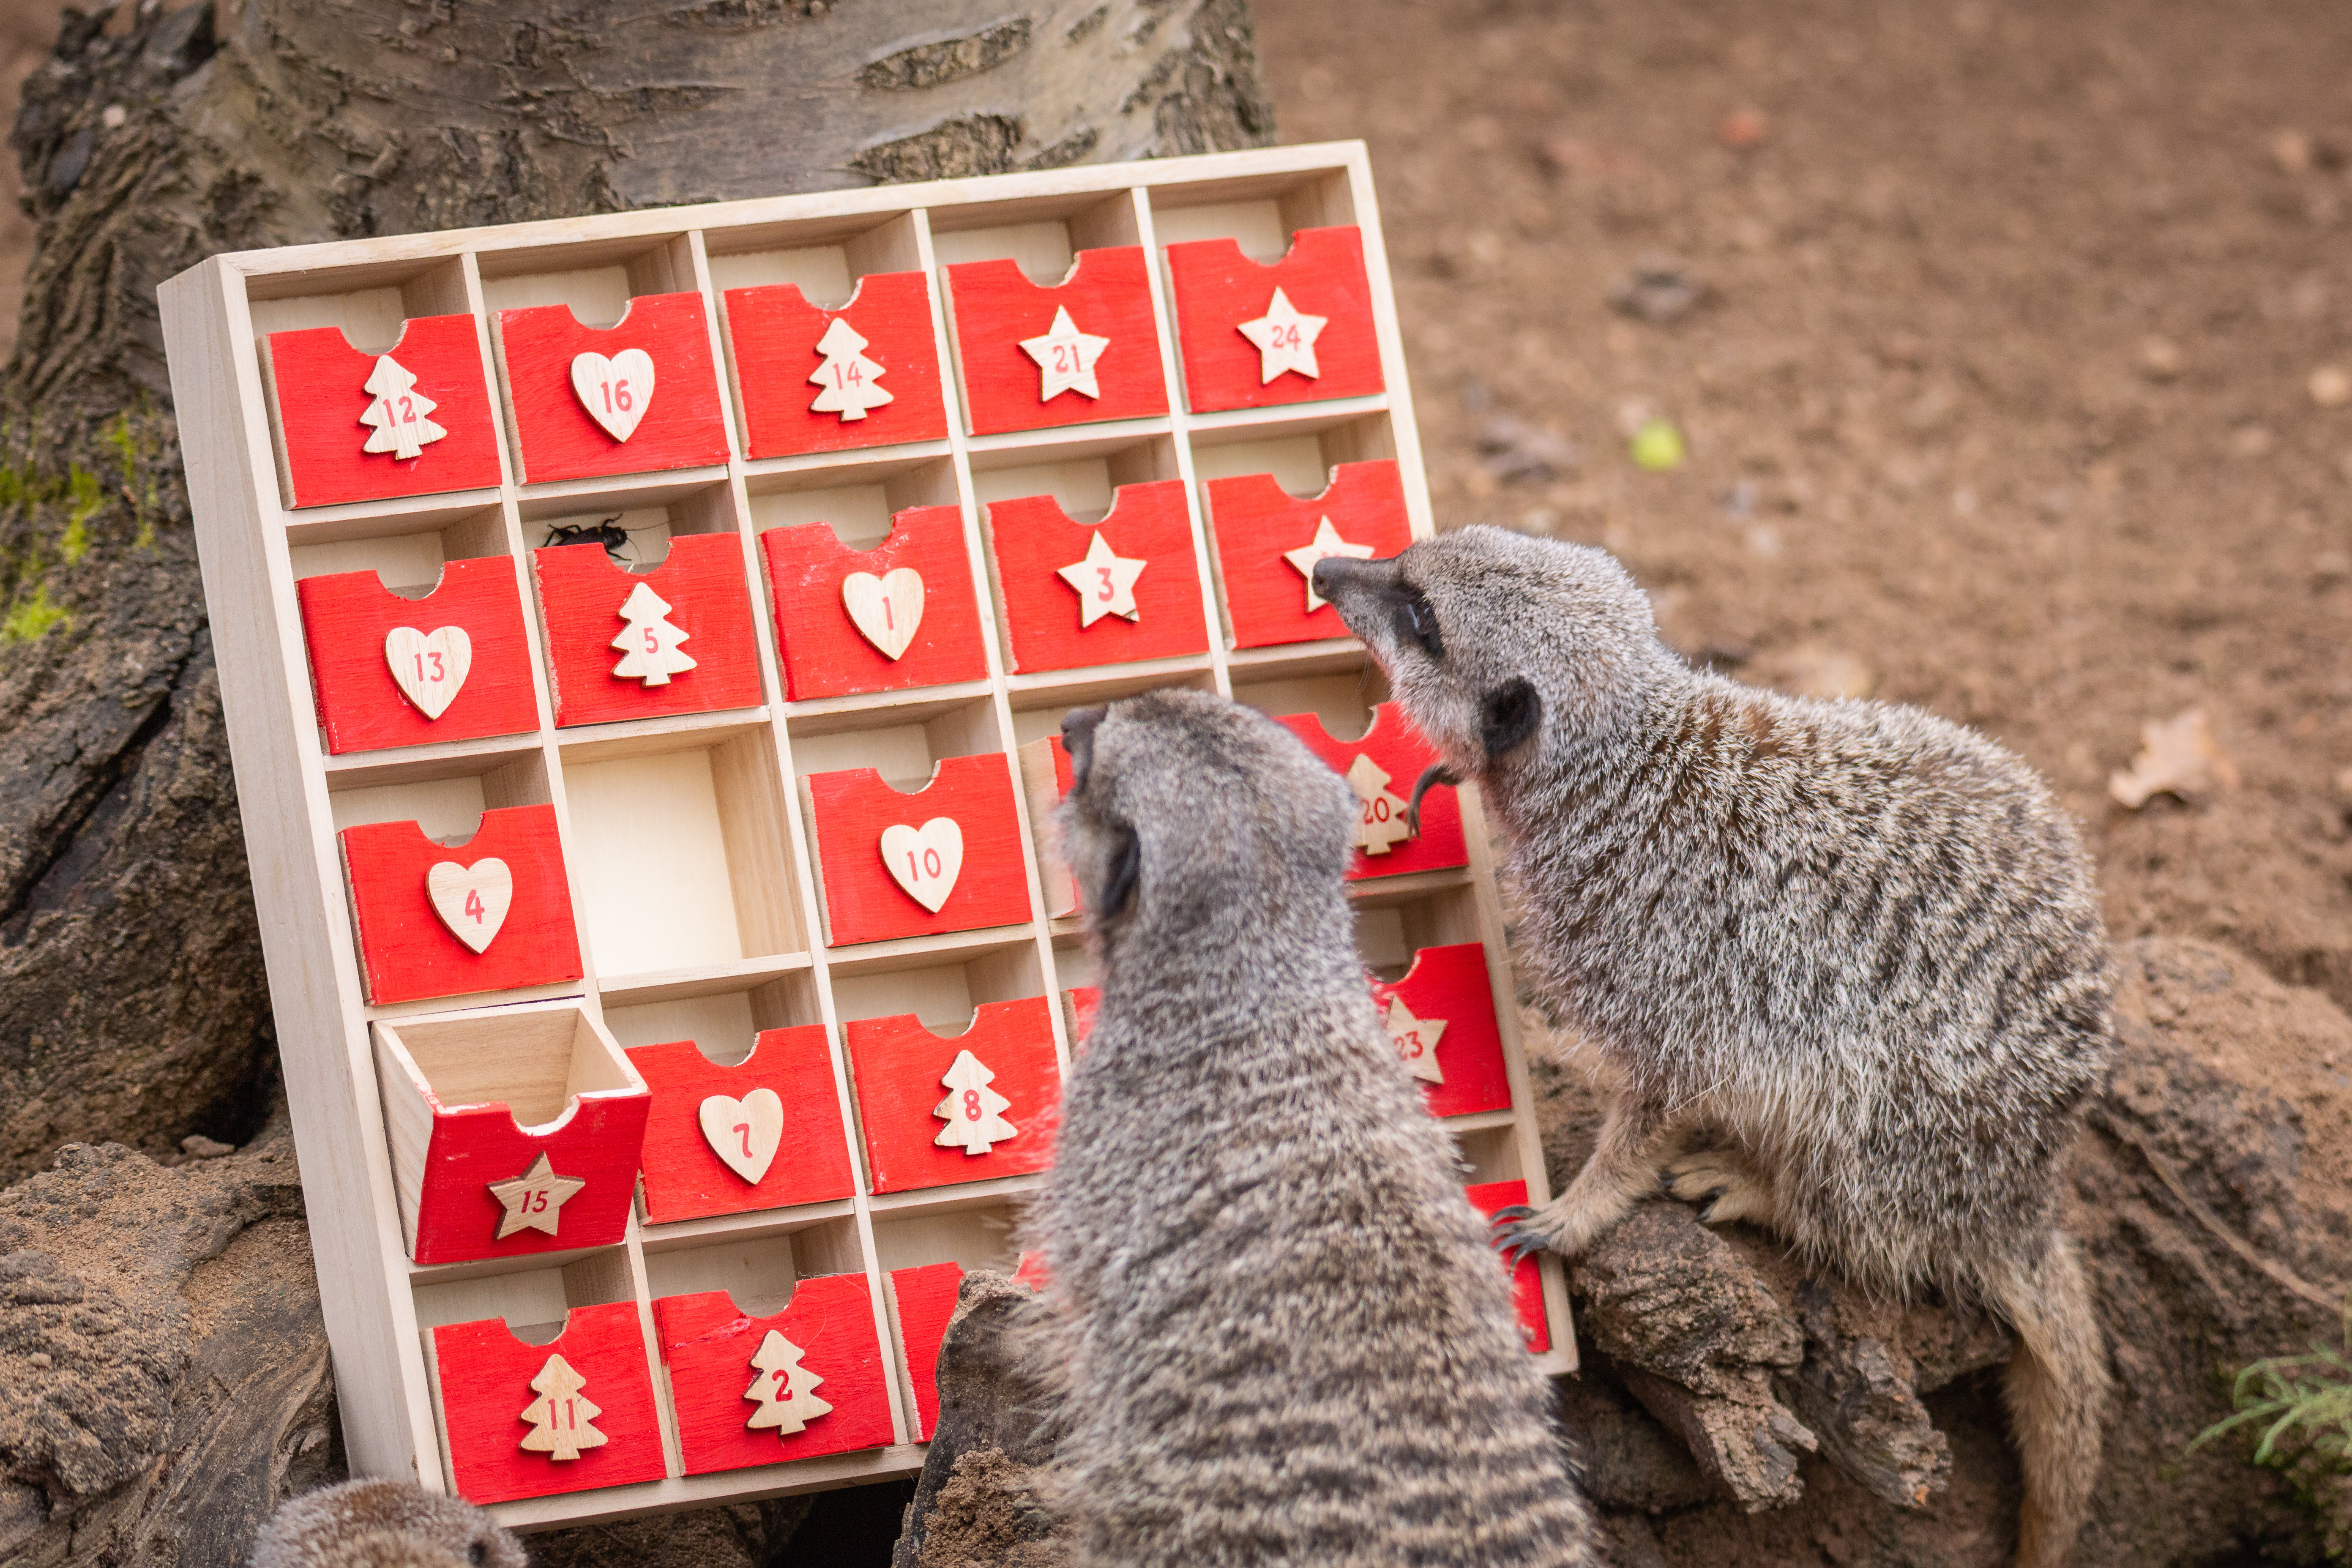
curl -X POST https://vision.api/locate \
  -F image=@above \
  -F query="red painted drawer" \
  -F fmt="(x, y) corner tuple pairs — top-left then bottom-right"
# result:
(626, 1027), (858, 1224)
(1164, 226), (1384, 413)
(885, 1261), (964, 1440)
(266, 316), (504, 507)
(804, 754), (1033, 946)
(1465, 1180), (1552, 1355)
(1372, 944), (1511, 1118)
(432, 1304), (667, 1503)
(296, 558), (538, 754)
(944, 247), (1167, 435)
(1273, 703), (1467, 880)
(339, 803), (583, 1005)
(984, 480), (1207, 673)
(759, 506), (988, 701)
(845, 998), (1059, 1194)
(725, 272), (947, 458)
(654, 1275), (894, 1475)
(497, 293), (730, 483)
(531, 533), (764, 727)
(1206, 459), (1412, 649)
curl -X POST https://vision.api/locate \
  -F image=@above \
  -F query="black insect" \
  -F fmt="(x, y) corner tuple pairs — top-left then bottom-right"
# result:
(544, 514), (633, 563)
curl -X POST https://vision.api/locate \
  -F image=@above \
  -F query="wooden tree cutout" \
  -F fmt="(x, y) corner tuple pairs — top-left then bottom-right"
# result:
(743, 1329), (834, 1436)
(1235, 287), (1328, 384)
(840, 568), (924, 660)
(384, 624), (472, 720)
(488, 1151), (588, 1240)
(609, 580), (698, 686)
(1383, 995), (1447, 1084)
(932, 1048), (1017, 1155)
(1019, 306), (1110, 402)
(519, 1352), (608, 1461)
(1055, 530), (1147, 626)
(360, 353), (448, 460)
(1281, 516), (1376, 613)
(807, 317), (893, 421)
(1344, 754), (1415, 855)
(697, 1087), (784, 1184)
(570, 348), (656, 442)
(425, 856), (513, 952)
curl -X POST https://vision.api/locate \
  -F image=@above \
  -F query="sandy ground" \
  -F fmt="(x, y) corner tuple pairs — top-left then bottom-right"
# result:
(1252, 0), (2352, 1017)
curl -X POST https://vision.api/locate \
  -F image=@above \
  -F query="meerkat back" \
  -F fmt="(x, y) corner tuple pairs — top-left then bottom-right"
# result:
(250, 1480), (524, 1568)
(1033, 687), (1593, 1568)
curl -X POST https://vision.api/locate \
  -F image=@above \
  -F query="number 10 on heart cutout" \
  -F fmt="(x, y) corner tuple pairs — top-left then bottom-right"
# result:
(880, 817), (963, 912)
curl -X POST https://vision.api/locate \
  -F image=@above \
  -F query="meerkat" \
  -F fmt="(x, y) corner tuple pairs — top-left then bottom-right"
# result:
(249, 1479), (525, 1568)
(1313, 530), (2113, 1568)
(1030, 686), (1595, 1568)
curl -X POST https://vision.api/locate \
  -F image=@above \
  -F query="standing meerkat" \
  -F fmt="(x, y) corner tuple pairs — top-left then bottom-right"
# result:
(249, 1479), (524, 1568)
(1314, 529), (2113, 1568)
(1032, 686), (1595, 1568)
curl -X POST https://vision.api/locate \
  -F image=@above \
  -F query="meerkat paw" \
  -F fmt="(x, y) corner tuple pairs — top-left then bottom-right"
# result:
(1489, 1188), (1636, 1264)
(1661, 1148), (1776, 1228)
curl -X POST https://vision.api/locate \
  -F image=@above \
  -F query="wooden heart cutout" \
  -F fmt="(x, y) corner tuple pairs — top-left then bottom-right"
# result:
(879, 817), (963, 913)
(698, 1087), (784, 1184)
(570, 347), (656, 442)
(383, 625), (473, 720)
(840, 568), (923, 660)
(426, 857), (513, 953)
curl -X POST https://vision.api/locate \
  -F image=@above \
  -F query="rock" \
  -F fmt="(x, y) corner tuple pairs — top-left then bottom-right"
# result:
(0, 1125), (338, 1566)
(892, 1270), (1068, 1568)
(1608, 254), (1708, 324)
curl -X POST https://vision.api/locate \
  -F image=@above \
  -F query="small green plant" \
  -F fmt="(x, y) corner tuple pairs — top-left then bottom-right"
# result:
(2195, 1301), (2352, 1468)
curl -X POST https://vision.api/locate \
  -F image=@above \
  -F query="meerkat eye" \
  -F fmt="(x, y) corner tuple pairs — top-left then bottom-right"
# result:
(1393, 588), (1443, 659)
(470, 1543), (489, 1567)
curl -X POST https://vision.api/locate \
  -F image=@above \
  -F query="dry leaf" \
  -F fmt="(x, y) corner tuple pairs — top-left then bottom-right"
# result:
(2109, 707), (2240, 809)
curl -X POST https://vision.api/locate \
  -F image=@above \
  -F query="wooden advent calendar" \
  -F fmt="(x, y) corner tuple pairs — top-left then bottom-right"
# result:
(160, 142), (1573, 1528)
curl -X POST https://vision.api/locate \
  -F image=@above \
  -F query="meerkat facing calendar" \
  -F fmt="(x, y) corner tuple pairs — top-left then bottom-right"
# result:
(160, 142), (1571, 1527)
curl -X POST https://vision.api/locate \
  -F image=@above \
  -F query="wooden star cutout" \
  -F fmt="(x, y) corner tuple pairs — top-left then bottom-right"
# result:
(1281, 516), (1376, 612)
(1236, 287), (1328, 383)
(1019, 306), (1111, 401)
(488, 1151), (587, 1240)
(1383, 995), (1448, 1084)
(1055, 530), (1148, 626)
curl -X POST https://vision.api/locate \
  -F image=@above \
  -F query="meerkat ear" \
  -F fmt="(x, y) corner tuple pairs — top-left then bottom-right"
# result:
(1479, 677), (1542, 759)
(1096, 823), (1142, 918)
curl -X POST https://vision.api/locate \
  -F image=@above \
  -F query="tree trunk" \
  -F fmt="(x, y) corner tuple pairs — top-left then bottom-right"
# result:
(0, 0), (1276, 1184)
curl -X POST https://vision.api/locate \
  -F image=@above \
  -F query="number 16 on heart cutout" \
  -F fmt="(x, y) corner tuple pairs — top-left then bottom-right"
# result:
(625, 1028), (856, 1223)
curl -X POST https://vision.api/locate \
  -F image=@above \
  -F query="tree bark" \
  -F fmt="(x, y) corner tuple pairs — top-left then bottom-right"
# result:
(0, 0), (1275, 1184)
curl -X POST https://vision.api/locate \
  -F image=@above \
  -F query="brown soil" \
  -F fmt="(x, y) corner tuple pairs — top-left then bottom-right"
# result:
(1252, 0), (2352, 1017)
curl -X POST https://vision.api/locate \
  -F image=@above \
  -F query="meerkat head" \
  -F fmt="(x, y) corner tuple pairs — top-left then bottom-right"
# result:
(1311, 526), (1676, 806)
(249, 1480), (524, 1568)
(1056, 687), (1357, 974)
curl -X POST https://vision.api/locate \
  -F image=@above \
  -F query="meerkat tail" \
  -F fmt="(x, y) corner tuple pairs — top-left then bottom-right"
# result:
(1991, 1232), (2110, 1568)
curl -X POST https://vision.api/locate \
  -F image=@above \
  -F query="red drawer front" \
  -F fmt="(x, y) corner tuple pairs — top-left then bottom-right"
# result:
(805, 754), (1034, 946)
(297, 558), (538, 754)
(846, 998), (1059, 1195)
(886, 1261), (964, 1441)
(532, 533), (764, 727)
(1372, 944), (1511, 1119)
(1273, 703), (1467, 880)
(1164, 227), (1385, 413)
(627, 1027), (859, 1224)
(267, 315), (504, 507)
(1464, 1180), (1552, 1355)
(497, 292), (730, 483)
(1206, 460), (1412, 649)
(726, 272), (947, 458)
(760, 507), (989, 701)
(945, 247), (1168, 435)
(340, 803), (583, 1005)
(984, 480), (1207, 673)
(654, 1276), (895, 1475)
(412, 1091), (649, 1266)
(434, 1303), (668, 1503)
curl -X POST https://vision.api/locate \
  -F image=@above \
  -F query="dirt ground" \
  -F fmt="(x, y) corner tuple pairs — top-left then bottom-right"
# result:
(1251, 0), (2352, 1020)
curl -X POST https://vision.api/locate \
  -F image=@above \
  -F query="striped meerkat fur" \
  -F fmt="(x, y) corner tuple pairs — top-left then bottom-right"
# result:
(1030, 687), (1595, 1568)
(250, 1480), (524, 1568)
(1315, 529), (2113, 1568)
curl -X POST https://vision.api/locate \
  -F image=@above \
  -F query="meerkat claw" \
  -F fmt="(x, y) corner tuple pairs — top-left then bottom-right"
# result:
(1487, 1203), (1535, 1229)
(1496, 1224), (1554, 1265)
